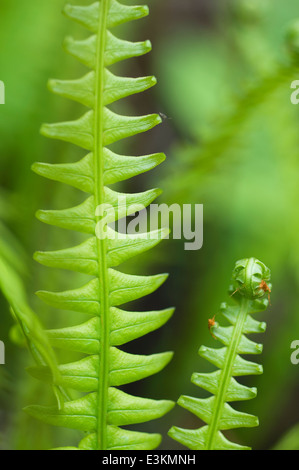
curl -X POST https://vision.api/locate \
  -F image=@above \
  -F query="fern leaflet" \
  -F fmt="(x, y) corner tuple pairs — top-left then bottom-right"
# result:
(27, 0), (174, 450)
(169, 258), (271, 450)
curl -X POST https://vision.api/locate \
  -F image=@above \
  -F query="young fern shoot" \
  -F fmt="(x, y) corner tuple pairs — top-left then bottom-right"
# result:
(27, 1), (175, 450)
(169, 258), (271, 450)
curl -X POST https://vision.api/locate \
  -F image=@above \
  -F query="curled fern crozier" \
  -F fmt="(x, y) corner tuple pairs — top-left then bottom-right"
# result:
(169, 258), (271, 450)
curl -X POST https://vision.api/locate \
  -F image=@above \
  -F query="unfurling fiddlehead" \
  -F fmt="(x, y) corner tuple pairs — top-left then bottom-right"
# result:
(169, 258), (271, 450)
(26, 1), (175, 450)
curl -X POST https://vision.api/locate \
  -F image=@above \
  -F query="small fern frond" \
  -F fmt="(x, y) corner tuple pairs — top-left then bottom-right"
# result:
(169, 258), (271, 450)
(28, 1), (174, 450)
(0, 202), (64, 406)
(0, 248), (60, 389)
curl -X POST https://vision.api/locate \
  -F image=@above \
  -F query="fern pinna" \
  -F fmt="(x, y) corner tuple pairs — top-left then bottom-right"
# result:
(27, 1), (175, 450)
(169, 258), (271, 450)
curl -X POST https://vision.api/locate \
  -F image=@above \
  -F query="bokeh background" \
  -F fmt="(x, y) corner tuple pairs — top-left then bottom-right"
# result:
(1, 0), (299, 450)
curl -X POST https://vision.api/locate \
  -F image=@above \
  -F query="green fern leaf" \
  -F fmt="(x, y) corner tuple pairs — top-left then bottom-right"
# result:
(169, 258), (271, 450)
(28, 0), (174, 450)
(0, 247), (64, 399)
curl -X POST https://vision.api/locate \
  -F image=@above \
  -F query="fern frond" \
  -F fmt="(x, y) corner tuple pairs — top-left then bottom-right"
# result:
(0, 247), (61, 390)
(28, 0), (174, 450)
(169, 258), (271, 450)
(0, 201), (65, 408)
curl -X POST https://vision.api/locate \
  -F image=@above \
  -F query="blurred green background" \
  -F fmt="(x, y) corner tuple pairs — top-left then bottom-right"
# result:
(1, 0), (299, 450)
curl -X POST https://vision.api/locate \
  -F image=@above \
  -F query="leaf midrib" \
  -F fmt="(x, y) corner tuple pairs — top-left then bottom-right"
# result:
(94, 0), (110, 450)
(206, 297), (249, 450)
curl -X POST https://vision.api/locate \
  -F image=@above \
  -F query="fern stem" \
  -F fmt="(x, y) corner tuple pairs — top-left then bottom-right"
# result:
(206, 297), (249, 450)
(95, 0), (109, 450)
